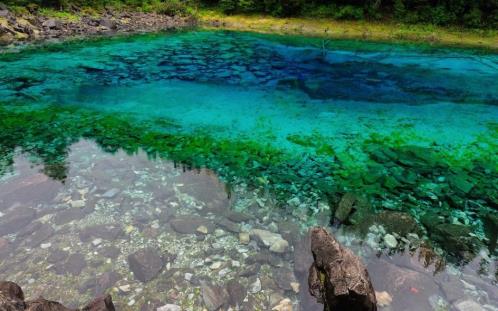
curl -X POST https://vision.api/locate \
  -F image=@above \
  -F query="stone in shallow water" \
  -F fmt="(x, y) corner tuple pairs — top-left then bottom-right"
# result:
(169, 216), (214, 235)
(127, 248), (165, 283)
(454, 299), (484, 311)
(79, 224), (124, 242)
(216, 218), (240, 233)
(63, 253), (87, 276)
(102, 188), (120, 198)
(383, 234), (398, 249)
(250, 229), (289, 253)
(0, 206), (36, 236)
(226, 279), (246, 307)
(54, 208), (87, 225)
(157, 305), (181, 311)
(201, 282), (228, 311)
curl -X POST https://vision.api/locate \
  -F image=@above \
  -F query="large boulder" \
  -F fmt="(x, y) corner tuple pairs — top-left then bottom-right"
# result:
(0, 281), (25, 310)
(308, 228), (377, 311)
(127, 248), (166, 282)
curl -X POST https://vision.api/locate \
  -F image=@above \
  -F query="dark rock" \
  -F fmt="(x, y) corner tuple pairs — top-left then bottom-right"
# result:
(98, 18), (117, 30)
(226, 211), (252, 223)
(358, 211), (421, 237)
(26, 298), (75, 310)
(216, 218), (240, 233)
(334, 193), (372, 224)
(421, 214), (479, 260)
(448, 173), (474, 194)
(79, 224), (124, 242)
(0, 238), (13, 260)
(47, 249), (69, 264)
(273, 267), (297, 291)
(22, 223), (54, 248)
(245, 251), (282, 267)
(483, 213), (498, 254)
(200, 282), (228, 311)
(0, 281), (25, 310)
(128, 248), (165, 282)
(99, 246), (121, 259)
(82, 294), (116, 311)
(226, 279), (246, 307)
(308, 227), (377, 311)
(0, 207), (37, 236)
(238, 263), (261, 277)
(95, 272), (121, 295)
(64, 253), (87, 276)
(293, 233), (312, 277)
(169, 216), (214, 234)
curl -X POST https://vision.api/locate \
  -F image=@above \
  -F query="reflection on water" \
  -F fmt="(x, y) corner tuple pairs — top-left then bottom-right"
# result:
(0, 140), (496, 310)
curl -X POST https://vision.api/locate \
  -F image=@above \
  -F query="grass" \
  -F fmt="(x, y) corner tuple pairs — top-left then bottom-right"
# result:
(199, 9), (498, 51)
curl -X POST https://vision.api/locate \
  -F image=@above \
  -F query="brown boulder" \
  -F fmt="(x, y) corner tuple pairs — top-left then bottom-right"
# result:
(0, 281), (26, 310)
(308, 228), (377, 311)
(25, 298), (75, 311)
(82, 294), (116, 311)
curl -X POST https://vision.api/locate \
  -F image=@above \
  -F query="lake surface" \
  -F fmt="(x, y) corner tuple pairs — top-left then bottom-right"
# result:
(0, 30), (497, 310)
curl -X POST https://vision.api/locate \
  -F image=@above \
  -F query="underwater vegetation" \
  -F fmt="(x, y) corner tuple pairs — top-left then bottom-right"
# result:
(1, 102), (497, 264)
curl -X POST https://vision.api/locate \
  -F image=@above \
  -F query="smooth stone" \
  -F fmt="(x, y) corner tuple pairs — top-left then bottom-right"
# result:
(64, 253), (87, 276)
(157, 305), (181, 311)
(102, 188), (120, 198)
(454, 299), (484, 311)
(383, 234), (398, 249)
(272, 298), (293, 311)
(127, 248), (165, 283)
(250, 229), (289, 253)
(249, 278), (261, 294)
(0, 206), (36, 236)
(201, 282), (228, 311)
(239, 232), (250, 244)
(226, 279), (246, 307)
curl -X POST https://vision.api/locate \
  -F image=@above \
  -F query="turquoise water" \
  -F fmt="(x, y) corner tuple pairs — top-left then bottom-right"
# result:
(0, 30), (498, 310)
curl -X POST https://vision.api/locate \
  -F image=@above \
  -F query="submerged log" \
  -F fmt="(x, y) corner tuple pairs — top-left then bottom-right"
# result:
(308, 227), (377, 311)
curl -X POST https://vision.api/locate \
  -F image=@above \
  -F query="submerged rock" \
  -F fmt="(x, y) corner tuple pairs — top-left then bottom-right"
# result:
(128, 248), (166, 283)
(200, 282), (228, 311)
(308, 227), (377, 311)
(0, 281), (116, 310)
(334, 193), (372, 225)
(250, 229), (289, 253)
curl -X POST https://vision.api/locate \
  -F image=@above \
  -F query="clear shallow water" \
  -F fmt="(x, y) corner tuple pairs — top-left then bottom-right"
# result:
(0, 30), (498, 310)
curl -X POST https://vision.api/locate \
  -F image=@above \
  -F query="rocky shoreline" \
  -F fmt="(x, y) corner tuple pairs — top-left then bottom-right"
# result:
(0, 4), (196, 46)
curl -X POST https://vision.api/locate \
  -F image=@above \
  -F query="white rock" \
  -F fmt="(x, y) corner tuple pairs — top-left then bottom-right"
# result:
(157, 304), (181, 311)
(455, 300), (484, 311)
(196, 225), (208, 235)
(290, 282), (300, 293)
(119, 285), (131, 293)
(70, 200), (85, 208)
(184, 273), (193, 281)
(383, 234), (398, 249)
(239, 232), (250, 244)
(40, 243), (51, 249)
(92, 238), (102, 246)
(272, 298), (293, 311)
(249, 278), (262, 294)
(251, 229), (289, 253)
(210, 262), (222, 270)
(375, 291), (392, 307)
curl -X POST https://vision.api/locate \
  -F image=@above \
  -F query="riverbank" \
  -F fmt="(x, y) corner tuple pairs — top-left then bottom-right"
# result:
(0, 4), (195, 46)
(200, 10), (498, 51)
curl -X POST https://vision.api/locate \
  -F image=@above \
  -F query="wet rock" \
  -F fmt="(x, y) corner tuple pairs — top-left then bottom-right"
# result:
(383, 234), (398, 249)
(334, 193), (372, 224)
(273, 267), (297, 291)
(23, 223), (54, 248)
(421, 215), (479, 260)
(454, 299), (484, 311)
(248, 277), (262, 294)
(246, 251), (282, 267)
(99, 246), (120, 259)
(101, 188), (120, 199)
(0, 237), (13, 260)
(63, 253), (87, 276)
(227, 211), (252, 223)
(293, 234), (312, 277)
(157, 305), (181, 311)
(217, 218), (240, 233)
(272, 298), (292, 311)
(128, 248), (165, 282)
(47, 249), (69, 264)
(170, 216), (214, 235)
(79, 224), (124, 242)
(482, 213), (498, 253)
(448, 173), (474, 194)
(54, 208), (87, 225)
(200, 282), (228, 311)
(0, 281), (25, 309)
(26, 298), (75, 310)
(226, 279), (246, 307)
(359, 211), (421, 237)
(375, 291), (392, 307)
(250, 229), (289, 253)
(82, 294), (116, 311)
(308, 227), (377, 311)
(0, 206), (37, 236)
(94, 272), (121, 295)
